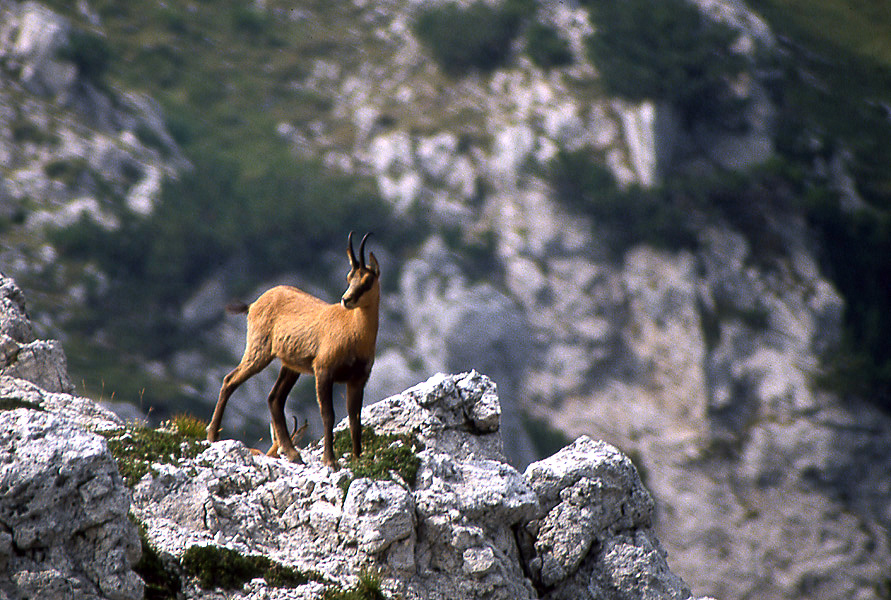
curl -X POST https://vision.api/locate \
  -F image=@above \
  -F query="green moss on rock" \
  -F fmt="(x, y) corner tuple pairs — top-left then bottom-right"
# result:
(333, 426), (423, 492)
(99, 415), (208, 486)
(181, 545), (320, 590)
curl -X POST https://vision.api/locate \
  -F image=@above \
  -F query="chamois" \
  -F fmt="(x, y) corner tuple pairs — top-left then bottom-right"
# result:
(206, 232), (380, 467)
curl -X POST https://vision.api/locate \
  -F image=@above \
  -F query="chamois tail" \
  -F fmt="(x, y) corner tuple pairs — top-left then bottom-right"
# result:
(225, 301), (250, 315)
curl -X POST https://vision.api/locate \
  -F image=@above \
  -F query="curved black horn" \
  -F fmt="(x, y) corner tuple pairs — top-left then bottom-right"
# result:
(359, 232), (372, 268)
(347, 231), (359, 269)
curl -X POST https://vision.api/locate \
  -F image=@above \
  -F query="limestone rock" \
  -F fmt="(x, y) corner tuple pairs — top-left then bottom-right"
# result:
(125, 371), (708, 600)
(0, 1), (77, 98)
(0, 274), (74, 393)
(0, 275), (34, 343)
(0, 337), (74, 393)
(0, 409), (142, 600)
(525, 437), (660, 590)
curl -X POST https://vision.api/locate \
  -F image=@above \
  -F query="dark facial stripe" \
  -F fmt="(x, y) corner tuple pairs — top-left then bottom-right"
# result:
(344, 274), (374, 303)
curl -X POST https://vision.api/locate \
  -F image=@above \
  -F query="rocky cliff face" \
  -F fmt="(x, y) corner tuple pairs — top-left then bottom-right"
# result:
(0, 0), (186, 327)
(2, 2), (890, 600)
(0, 272), (709, 600)
(1, 274), (142, 600)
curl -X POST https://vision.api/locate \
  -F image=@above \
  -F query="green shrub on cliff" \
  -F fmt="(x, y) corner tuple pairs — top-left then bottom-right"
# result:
(414, 0), (534, 74)
(584, 0), (747, 124)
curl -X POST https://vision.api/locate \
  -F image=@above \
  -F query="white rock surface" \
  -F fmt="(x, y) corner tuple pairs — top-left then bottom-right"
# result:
(0, 409), (142, 600)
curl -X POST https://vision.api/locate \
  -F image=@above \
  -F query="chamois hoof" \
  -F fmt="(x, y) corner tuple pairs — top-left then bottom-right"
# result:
(284, 448), (303, 464)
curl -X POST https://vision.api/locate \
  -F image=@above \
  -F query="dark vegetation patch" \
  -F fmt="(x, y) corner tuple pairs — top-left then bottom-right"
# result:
(582, 0), (747, 125)
(0, 397), (44, 411)
(181, 545), (321, 591)
(744, 0), (891, 410)
(322, 570), (386, 600)
(522, 414), (571, 461)
(132, 518), (181, 600)
(413, 0), (534, 74)
(333, 426), (423, 492)
(525, 22), (573, 70)
(545, 149), (700, 257)
(99, 414), (208, 486)
(56, 28), (115, 87)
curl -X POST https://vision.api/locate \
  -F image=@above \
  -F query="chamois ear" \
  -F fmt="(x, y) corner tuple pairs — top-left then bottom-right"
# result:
(368, 252), (380, 277)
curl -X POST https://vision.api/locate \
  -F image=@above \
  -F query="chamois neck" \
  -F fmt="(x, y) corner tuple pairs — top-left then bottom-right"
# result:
(338, 292), (379, 333)
(355, 296), (379, 331)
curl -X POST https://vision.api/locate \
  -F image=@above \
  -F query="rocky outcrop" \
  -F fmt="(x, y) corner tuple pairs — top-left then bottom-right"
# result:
(545, 240), (891, 600)
(1, 273), (73, 393)
(0, 403), (141, 600)
(132, 371), (707, 600)
(0, 274), (137, 600)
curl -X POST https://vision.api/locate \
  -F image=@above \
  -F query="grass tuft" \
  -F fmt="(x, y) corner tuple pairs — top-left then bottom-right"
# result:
(323, 570), (386, 600)
(333, 426), (423, 492)
(181, 545), (321, 591)
(99, 415), (208, 486)
(132, 517), (181, 600)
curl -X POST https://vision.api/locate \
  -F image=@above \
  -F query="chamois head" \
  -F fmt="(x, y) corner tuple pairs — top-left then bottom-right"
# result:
(342, 231), (380, 309)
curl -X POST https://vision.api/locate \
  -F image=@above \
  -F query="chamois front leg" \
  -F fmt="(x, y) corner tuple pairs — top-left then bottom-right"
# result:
(315, 369), (337, 467)
(267, 366), (301, 462)
(346, 377), (367, 459)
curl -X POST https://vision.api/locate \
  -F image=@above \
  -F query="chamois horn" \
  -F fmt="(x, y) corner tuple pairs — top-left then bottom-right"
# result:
(348, 231), (359, 269)
(348, 231), (372, 269)
(359, 232), (371, 268)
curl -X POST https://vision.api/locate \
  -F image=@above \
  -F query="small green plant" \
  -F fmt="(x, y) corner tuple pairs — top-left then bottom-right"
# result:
(168, 413), (209, 439)
(0, 397), (44, 411)
(413, 0), (534, 74)
(181, 545), (319, 590)
(584, 0), (747, 124)
(57, 29), (114, 86)
(526, 23), (573, 69)
(100, 415), (208, 486)
(323, 570), (385, 600)
(333, 427), (423, 492)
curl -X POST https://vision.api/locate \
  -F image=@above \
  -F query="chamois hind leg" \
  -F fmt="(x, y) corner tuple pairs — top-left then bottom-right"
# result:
(346, 377), (367, 459)
(265, 366), (299, 457)
(266, 366), (301, 462)
(207, 355), (271, 442)
(314, 369), (337, 467)
(265, 367), (297, 458)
